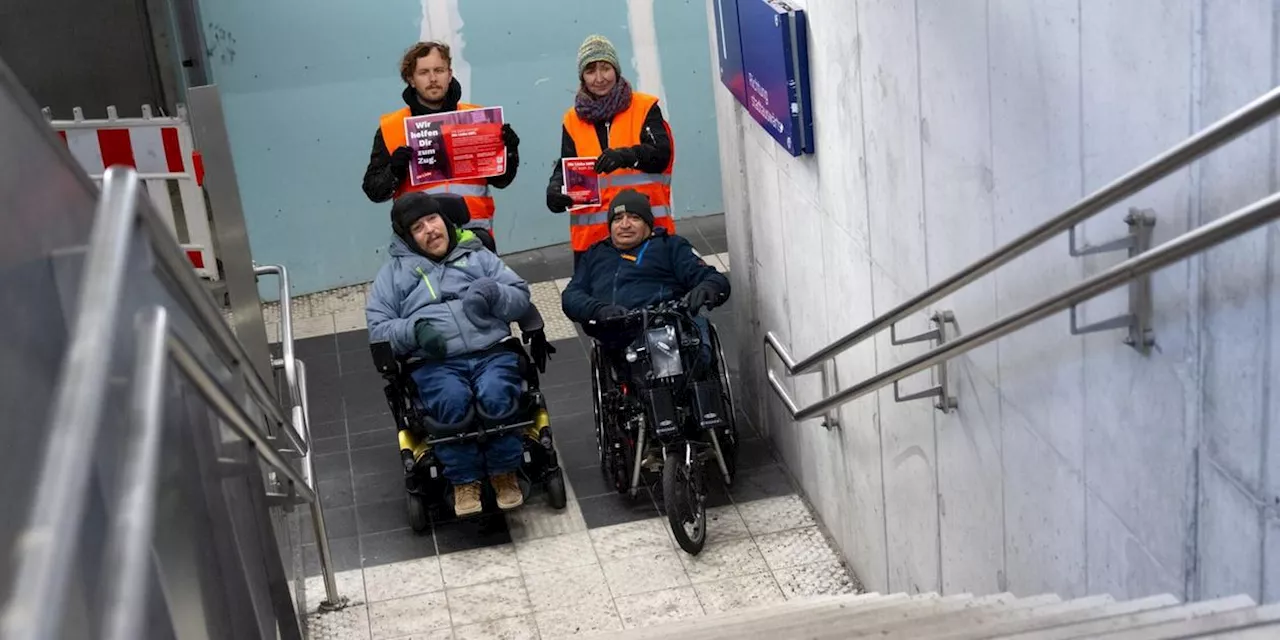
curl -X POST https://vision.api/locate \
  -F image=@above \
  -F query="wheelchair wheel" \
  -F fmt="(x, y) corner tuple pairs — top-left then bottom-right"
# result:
(406, 492), (430, 533)
(589, 343), (606, 467)
(663, 449), (706, 555)
(709, 323), (739, 480)
(546, 468), (567, 510)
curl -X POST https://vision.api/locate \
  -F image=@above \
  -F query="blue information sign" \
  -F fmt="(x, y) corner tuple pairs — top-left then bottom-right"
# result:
(712, 0), (746, 105)
(716, 0), (814, 156)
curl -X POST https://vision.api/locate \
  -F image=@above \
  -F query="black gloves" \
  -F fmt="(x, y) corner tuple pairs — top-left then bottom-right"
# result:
(595, 147), (639, 174)
(593, 304), (628, 323)
(522, 329), (556, 374)
(684, 282), (720, 313)
(546, 183), (575, 213)
(413, 319), (447, 359)
(390, 145), (413, 180)
(501, 123), (520, 149)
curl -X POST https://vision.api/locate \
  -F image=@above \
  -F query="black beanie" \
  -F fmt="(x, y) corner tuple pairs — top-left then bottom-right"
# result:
(608, 188), (655, 229)
(390, 193), (457, 255)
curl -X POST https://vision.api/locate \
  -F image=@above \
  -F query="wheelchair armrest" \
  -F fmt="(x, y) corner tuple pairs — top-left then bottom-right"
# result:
(370, 341), (399, 375)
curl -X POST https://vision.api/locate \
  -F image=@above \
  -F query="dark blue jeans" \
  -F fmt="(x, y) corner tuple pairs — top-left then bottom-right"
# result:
(410, 350), (524, 485)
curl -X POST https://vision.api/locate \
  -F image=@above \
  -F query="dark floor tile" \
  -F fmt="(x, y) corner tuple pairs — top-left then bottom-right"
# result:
(311, 435), (348, 457)
(354, 470), (405, 506)
(307, 383), (345, 425)
(303, 535), (360, 577)
(349, 429), (393, 452)
(314, 452), (352, 483)
(734, 437), (777, 470)
(542, 383), (592, 408)
(551, 410), (596, 443)
(298, 352), (341, 387)
(291, 334), (339, 358)
(547, 394), (593, 419)
(579, 489), (659, 529)
(350, 444), (400, 477)
(347, 412), (394, 437)
(359, 528), (436, 567)
(690, 213), (726, 237)
(703, 234), (728, 255)
(357, 498), (411, 536)
(688, 236), (717, 257)
(301, 506), (358, 544)
(565, 464), (611, 500)
(341, 372), (388, 417)
(318, 477), (354, 509)
(539, 356), (592, 389)
(309, 419), (347, 443)
(555, 436), (600, 470)
(338, 349), (379, 377)
(507, 255), (559, 284)
(727, 463), (795, 503)
(335, 329), (371, 354)
(432, 515), (513, 554)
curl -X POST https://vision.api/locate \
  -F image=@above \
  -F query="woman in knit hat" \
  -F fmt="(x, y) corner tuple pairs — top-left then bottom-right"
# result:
(545, 34), (677, 269)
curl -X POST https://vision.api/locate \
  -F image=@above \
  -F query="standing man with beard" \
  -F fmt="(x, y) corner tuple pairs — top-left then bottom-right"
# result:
(363, 41), (520, 251)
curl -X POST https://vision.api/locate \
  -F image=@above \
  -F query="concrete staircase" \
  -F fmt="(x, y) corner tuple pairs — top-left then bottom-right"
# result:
(589, 590), (1280, 639)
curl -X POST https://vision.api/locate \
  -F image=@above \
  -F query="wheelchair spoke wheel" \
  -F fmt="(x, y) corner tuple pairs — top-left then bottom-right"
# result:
(663, 449), (706, 555)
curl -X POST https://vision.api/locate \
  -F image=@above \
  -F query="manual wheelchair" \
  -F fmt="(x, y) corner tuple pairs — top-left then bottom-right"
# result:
(370, 337), (568, 531)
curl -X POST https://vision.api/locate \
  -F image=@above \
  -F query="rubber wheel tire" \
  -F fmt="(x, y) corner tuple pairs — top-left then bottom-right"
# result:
(546, 469), (568, 510)
(663, 451), (706, 555)
(406, 492), (430, 533)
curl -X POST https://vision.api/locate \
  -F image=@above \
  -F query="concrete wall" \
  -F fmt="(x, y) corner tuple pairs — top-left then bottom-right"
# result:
(712, 0), (1280, 603)
(198, 0), (722, 297)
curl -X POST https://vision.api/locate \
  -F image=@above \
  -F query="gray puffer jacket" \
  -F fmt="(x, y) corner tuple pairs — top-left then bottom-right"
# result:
(366, 231), (531, 358)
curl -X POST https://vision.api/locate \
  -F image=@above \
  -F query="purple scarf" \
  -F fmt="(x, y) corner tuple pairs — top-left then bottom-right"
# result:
(574, 76), (634, 124)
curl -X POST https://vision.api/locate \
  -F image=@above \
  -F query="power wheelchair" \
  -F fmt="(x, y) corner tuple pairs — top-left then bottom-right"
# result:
(370, 336), (567, 531)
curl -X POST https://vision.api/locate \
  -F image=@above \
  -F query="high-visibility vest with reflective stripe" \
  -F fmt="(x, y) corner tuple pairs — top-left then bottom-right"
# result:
(562, 91), (675, 251)
(379, 103), (496, 222)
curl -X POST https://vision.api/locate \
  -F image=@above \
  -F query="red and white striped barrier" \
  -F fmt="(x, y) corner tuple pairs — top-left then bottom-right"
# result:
(43, 104), (218, 280)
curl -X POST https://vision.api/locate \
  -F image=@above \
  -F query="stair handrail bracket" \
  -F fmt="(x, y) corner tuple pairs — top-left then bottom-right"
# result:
(763, 84), (1280, 423)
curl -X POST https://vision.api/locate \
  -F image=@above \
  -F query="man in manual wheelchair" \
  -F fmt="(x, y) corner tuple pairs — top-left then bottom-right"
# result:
(366, 193), (566, 525)
(561, 189), (736, 553)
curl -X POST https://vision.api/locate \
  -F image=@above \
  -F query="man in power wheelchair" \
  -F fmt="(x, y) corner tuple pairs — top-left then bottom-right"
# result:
(366, 193), (566, 525)
(561, 189), (736, 493)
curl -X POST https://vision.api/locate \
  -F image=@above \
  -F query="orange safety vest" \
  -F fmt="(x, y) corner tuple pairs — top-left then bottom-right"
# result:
(379, 103), (496, 228)
(562, 92), (675, 251)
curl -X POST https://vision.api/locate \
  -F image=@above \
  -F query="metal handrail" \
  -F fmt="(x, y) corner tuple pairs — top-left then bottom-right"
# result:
(1, 167), (333, 639)
(770, 191), (1280, 421)
(765, 85), (1280, 419)
(143, 200), (308, 458)
(765, 85), (1280, 383)
(254, 264), (299, 406)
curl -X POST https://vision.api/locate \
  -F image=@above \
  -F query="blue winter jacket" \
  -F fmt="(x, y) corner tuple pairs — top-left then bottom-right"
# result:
(366, 231), (531, 358)
(561, 228), (730, 324)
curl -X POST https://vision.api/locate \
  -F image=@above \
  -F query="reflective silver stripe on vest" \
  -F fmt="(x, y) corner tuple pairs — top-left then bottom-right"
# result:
(464, 218), (493, 231)
(570, 205), (671, 226)
(423, 183), (491, 197)
(599, 173), (672, 188)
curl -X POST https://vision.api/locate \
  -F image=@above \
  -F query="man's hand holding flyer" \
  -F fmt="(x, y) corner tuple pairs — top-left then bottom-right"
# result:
(404, 107), (507, 186)
(561, 157), (601, 208)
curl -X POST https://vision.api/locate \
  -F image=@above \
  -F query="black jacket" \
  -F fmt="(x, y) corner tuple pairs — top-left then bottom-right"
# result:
(561, 228), (729, 325)
(363, 79), (519, 203)
(546, 100), (672, 193)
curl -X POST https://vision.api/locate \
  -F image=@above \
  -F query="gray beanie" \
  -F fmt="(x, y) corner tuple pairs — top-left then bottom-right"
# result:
(577, 35), (620, 79)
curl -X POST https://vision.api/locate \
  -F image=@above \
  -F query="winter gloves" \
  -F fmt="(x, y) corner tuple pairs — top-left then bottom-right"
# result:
(522, 329), (557, 374)
(593, 304), (628, 323)
(413, 319), (447, 359)
(546, 183), (575, 213)
(501, 124), (520, 149)
(594, 147), (639, 174)
(390, 145), (414, 180)
(684, 281), (721, 313)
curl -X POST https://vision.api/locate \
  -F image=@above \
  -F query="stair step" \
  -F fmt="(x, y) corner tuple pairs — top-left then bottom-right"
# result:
(838, 593), (1064, 639)
(774, 592), (1012, 639)
(881, 593), (1117, 639)
(1206, 619), (1280, 639)
(993, 594), (1257, 639)
(925, 593), (1179, 640)
(1086, 601), (1280, 639)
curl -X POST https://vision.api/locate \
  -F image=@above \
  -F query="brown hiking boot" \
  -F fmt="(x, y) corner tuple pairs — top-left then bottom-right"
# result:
(491, 472), (524, 510)
(453, 482), (482, 517)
